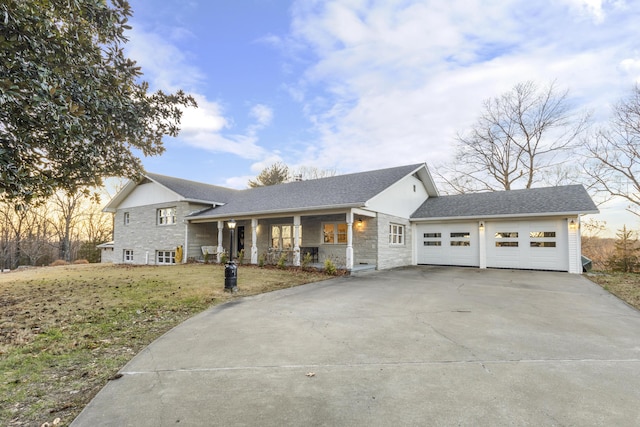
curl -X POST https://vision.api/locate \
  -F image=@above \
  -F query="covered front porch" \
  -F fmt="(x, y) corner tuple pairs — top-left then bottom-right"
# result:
(185, 209), (378, 271)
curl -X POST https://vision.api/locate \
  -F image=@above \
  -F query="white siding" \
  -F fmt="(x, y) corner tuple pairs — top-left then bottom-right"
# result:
(118, 181), (179, 209)
(367, 174), (429, 218)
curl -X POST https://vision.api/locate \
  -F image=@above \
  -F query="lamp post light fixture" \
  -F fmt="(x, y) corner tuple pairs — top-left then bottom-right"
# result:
(224, 219), (238, 293)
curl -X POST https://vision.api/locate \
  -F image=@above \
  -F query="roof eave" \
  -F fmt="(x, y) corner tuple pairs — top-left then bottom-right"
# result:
(411, 210), (600, 222)
(186, 202), (367, 222)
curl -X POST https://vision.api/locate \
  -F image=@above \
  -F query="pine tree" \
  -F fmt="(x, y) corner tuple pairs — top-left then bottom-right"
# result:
(607, 225), (639, 272)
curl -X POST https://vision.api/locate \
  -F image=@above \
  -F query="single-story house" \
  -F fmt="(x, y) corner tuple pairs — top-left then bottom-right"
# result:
(103, 163), (598, 273)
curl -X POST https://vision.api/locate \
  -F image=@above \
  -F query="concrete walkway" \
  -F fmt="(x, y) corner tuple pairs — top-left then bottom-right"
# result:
(72, 266), (640, 426)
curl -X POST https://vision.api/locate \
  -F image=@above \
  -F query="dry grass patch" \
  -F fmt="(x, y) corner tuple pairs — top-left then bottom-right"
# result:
(586, 272), (640, 310)
(0, 263), (329, 426)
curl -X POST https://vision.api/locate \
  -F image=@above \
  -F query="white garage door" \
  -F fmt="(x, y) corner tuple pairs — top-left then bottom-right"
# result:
(417, 223), (479, 267)
(486, 220), (568, 271)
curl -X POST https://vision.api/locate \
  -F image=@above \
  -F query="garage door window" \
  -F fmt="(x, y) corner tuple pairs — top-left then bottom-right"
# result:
(450, 232), (471, 246)
(530, 231), (556, 248)
(495, 231), (518, 247)
(423, 232), (441, 246)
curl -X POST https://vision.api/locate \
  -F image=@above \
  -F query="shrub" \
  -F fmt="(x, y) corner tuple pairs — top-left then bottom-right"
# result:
(49, 259), (69, 266)
(237, 249), (245, 265)
(277, 253), (287, 269)
(220, 253), (228, 265)
(324, 258), (337, 275)
(301, 252), (312, 269)
(258, 254), (265, 268)
(73, 259), (90, 264)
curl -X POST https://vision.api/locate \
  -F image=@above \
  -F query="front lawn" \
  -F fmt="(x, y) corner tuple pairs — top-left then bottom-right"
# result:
(0, 263), (329, 426)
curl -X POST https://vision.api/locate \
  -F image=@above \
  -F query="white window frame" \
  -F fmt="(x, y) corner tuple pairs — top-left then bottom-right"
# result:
(157, 207), (176, 226)
(389, 223), (405, 245)
(156, 250), (176, 264)
(123, 212), (130, 225)
(270, 224), (302, 250)
(123, 249), (134, 263)
(323, 222), (347, 245)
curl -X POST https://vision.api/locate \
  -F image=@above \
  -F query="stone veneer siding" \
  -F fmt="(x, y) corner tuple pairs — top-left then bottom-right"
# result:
(114, 201), (209, 264)
(376, 213), (412, 270)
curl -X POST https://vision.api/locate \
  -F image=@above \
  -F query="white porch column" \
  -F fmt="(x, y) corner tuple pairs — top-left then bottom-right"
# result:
(183, 223), (188, 263)
(479, 221), (486, 269)
(217, 221), (224, 263)
(346, 211), (354, 270)
(567, 217), (581, 274)
(251, 218), (258, 264)
(293, 216), (301, 266)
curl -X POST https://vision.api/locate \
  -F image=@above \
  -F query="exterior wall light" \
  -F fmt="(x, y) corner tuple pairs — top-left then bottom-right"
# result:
(569, 219), (578, 230)
(357, 218), (363, 229)
(479, 221), (485, 230)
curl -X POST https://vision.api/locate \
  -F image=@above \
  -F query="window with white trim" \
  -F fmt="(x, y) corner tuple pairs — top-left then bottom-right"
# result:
(323, 223), (347, 244)
(271, 225), (302, 249)
(389, 224), (405, 245)
(123, 249), (133, 263)
(156, 250), (175, 264)
(157, 207), (176, 225)
(123, 212), (130, 225)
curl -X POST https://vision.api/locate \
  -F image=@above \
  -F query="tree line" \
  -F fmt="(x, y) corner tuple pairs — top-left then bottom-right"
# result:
(0, 189), (112, 269)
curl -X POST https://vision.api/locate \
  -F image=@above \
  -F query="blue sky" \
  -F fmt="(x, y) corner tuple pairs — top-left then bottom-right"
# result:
(123, 0), (640, 233)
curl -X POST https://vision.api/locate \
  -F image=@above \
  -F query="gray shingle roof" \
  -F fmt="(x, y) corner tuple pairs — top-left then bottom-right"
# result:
(187, 163), (425, 218)
(411, 185), (598, 219)
(146, 173), (238, 204)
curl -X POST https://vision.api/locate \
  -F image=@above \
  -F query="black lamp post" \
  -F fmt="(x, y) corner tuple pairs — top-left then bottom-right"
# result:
(224, 219), (238, 292)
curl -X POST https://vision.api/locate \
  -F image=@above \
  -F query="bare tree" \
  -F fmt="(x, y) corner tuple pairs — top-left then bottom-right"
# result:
(290, 166), (337, 181)
(438, 80), (590, 193)
(585, 85), (640, 216)
(48, 190), (87, 262)
(20, 207), (55, 266)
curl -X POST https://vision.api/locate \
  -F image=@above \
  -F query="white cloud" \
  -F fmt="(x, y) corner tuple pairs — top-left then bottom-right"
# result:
(127, 27), (277, 161)
(126, 28), (204, 92)
(249, 104), (274, 128)
(281, 0), (639, 174)
(620, 57), (640, 83)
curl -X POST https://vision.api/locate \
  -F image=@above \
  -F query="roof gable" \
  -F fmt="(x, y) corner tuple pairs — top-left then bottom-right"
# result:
(411, 185), (599, 220)
(103, 173), (238, 212)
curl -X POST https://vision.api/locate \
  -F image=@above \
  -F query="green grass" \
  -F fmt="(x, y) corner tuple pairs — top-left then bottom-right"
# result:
(0, 263), (329, 426)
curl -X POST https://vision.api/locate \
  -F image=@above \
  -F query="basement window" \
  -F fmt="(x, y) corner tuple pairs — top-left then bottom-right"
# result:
(157, 250), (176, 264)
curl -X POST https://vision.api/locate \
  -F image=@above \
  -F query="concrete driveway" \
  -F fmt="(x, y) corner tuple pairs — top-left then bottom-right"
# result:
(72, 266), (640, 426)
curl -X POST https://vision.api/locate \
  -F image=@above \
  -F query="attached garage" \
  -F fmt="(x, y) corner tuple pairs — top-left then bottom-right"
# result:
(417, 222), (479, 267)
(411, 185), (599, 274)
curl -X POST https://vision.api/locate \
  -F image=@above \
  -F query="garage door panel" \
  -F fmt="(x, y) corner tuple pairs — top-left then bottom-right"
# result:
(418, 223), (479, 267)
(486, 220), (567, 271)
